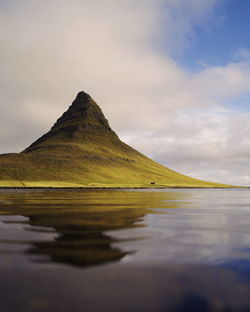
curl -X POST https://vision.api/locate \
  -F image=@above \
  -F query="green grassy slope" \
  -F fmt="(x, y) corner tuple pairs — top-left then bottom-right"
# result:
(0, 92), (231, 188)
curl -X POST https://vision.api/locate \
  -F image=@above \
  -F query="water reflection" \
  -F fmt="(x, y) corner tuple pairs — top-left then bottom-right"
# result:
(0, 190), (185, 267)
(1, 260), (250, 312)
(1, 189), (250, 311)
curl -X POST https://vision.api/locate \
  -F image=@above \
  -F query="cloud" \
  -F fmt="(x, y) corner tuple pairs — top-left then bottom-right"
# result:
(234, 48), (250, 61)
(0, 0), (249, 185)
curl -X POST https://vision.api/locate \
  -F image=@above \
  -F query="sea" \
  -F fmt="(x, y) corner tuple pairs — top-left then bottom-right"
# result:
(0, 188), (250, 312)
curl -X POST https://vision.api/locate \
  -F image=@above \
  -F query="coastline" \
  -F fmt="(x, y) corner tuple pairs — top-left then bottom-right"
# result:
(0, 186), (245, 190)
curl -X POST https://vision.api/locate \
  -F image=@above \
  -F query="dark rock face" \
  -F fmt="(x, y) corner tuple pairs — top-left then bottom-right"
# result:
(52, 91), (112, 132)
(23, 91), (117, 153)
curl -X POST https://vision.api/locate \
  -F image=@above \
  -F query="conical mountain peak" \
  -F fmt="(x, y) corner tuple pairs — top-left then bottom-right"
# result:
(52, 91), (112, 132)
(24, 91), (116, 153)
(0, 91), (228, 187)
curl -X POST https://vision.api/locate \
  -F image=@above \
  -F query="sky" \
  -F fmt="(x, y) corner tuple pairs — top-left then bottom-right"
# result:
(0, 0), (249, 186)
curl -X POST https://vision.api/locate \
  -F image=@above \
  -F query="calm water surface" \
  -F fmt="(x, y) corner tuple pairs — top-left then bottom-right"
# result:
(0, 188), (250, 312)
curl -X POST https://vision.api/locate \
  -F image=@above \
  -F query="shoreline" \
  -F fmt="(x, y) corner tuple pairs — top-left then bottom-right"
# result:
(0, 186), (246, 190)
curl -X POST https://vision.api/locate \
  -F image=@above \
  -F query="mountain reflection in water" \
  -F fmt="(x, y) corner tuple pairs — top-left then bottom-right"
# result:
(0, 189), (182, 267)
(1, 189), (250, 312)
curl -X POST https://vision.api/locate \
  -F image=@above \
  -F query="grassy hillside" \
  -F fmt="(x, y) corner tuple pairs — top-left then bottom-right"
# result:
(0, 92), (232, 188)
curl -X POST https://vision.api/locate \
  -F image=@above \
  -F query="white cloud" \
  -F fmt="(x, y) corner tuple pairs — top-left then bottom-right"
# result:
(234, 48), (250, 61)
(127, 109), (250, 186)
(0, 0), (249, 185)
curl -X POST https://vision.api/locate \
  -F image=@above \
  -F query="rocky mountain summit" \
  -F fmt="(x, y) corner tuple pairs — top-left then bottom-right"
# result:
(24, 91), (117, 153)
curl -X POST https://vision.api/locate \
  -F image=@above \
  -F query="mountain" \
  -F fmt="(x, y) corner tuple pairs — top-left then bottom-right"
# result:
(0, 91), (230, 187)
